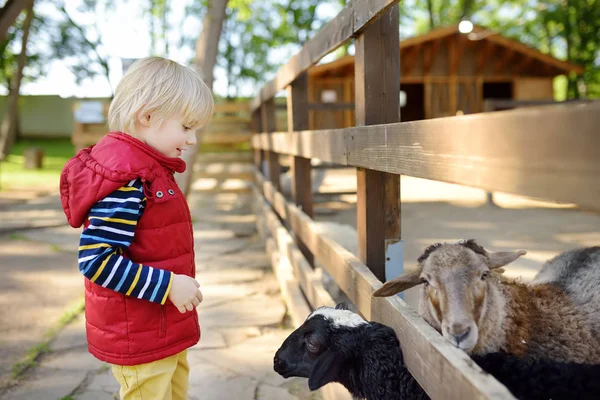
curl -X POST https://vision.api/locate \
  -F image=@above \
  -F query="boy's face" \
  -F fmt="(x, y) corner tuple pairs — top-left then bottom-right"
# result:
(137, 115), (197, 158)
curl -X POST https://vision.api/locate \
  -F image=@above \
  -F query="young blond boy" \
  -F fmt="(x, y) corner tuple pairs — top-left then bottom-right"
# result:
(60, 57), (214, 399)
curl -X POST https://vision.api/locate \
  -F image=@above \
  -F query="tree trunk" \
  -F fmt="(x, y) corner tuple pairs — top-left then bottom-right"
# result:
(149, 0), (156, 55)
(426, 0), (435, 29)
(564, 0), (580, 99)
(162, 0), (169, 56)
(0, 1), (33, 160)
(60, 5), (114, 98)
(175, 0), (229, 196)
(0, 0), (33, 42)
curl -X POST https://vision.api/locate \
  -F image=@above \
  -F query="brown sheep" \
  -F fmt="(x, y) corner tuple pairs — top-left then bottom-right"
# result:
(373, 240), (600, 363)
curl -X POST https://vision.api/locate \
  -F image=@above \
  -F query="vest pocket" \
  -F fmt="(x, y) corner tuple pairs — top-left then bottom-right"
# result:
(159, 305), (167, 337)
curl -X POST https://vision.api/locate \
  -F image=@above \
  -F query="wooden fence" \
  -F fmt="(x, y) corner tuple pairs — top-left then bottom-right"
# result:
(250, 1), (600, 399)
(71, 101), (261, 150)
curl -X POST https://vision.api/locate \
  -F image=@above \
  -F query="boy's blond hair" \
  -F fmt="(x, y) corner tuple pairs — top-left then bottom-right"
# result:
(108, 57), (214, 134)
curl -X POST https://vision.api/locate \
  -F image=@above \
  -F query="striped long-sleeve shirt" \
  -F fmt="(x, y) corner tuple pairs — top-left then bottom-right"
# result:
(78, 178), (173, 304)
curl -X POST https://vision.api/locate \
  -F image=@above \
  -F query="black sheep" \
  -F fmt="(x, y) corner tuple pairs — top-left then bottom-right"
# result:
(273, 304), (600, 400)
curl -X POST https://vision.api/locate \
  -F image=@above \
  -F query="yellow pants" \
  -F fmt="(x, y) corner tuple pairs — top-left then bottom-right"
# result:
(111, 350), (189, 400)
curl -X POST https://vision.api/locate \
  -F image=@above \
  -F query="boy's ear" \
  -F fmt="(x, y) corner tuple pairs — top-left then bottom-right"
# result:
(137, 112), (152, 127)
(308, 348), (346, 391)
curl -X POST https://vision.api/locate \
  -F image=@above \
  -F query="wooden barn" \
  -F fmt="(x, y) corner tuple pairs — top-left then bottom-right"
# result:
(307, 24), (583, 129)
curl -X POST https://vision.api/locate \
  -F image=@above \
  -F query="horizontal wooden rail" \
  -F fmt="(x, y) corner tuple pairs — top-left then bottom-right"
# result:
(254, 197), (353, 400)
(213, 102), (250, 114)
(201, 132), (251, 145)
(255, 191), (336, 310)
(253, 101), (600, 211)
(254, 172), (515, 400)
(249, 0), (399, 113)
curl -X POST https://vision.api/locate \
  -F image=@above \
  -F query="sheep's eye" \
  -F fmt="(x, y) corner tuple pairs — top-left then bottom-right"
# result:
(481, 271), (489, 280)
(306, 339), (319, 353)
(420, 278), (429, 286)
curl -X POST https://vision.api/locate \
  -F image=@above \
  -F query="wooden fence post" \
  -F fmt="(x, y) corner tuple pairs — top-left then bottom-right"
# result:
(252, 109), (264, 173)
(261, 98), (280, 190)
(287, 72), (314, 265)
(354, 5), (401, 283)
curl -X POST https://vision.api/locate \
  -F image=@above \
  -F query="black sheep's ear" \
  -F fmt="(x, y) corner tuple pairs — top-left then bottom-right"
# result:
(308, 348), (346, 391)
(335, 302), (349, 310)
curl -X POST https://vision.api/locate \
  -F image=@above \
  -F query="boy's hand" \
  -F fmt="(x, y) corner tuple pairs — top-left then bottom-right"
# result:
(168, 274), (203, 313)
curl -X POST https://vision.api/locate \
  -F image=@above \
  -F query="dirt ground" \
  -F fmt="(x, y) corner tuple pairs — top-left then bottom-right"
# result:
(1, 165), (599, 394)
(0, 227), (82, 389)
(311, 168), (600, 308)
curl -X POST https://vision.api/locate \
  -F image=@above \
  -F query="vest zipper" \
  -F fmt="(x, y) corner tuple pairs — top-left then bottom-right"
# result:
(159, 305), (167, 337)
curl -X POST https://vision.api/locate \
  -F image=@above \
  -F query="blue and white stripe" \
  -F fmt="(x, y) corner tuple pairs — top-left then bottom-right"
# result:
(77, 178), (172, 304)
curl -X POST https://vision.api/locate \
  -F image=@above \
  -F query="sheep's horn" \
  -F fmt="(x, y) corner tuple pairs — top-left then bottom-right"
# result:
(372, 269), (422, 297)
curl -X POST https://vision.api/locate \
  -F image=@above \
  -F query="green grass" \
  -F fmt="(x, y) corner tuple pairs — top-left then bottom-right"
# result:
(0, 138), (74, 191)
(9, 299), (85, 382)
(8, 233), (27, 241)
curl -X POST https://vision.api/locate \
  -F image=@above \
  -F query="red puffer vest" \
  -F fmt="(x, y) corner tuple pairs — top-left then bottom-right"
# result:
(60, 132), (200, 365)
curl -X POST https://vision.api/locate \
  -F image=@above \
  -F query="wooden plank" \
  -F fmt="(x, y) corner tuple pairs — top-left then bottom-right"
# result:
(252, 110), (264, 171)
(249, 0), (402, 113)
(403, 44), (420, 76)
(288, 72), (314, 265)
(251, 102), (600, 211)
(308, 102), (355, 110)
(208, 115), (250, 124)
(253, 173), (516, 400)
(476, 41), (493, 75)
(264, 237), (311, 329)
(513, 56), (535, 75)
(256, 192), (335, 309)
(484, 99), (594, 110)
(352, 0), (399, 32)
(253, 129), (349, 164)
(347, 102), (600, 210)
(423, 39), (441, 76)
(371, 297), (516, 400)
(400, 25), (458, 49)
(213, 102), (250, 114)
(262, 99), (280, 189)
(494, 47), (514, 75)
(254, 190), (353, 400)
(201, 132), (251, 145)
(261, 99), (277, 133)
(354, 5), (401, 282)
(255, 194), (310, 329)
(401, 76), (519, 83)
(486, 32), (584, 74)
(448, 34), (464, 76)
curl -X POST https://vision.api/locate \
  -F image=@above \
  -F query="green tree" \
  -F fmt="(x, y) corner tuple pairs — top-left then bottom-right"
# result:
(534, 0), (600, 98)
(0, 0), (34, 159)
(50, 1), (114, 97)
(146, 0), (170, 56)
(0, 1), (47, 92)
(406, 0), (600, 99)
(184, 0), (336, 98)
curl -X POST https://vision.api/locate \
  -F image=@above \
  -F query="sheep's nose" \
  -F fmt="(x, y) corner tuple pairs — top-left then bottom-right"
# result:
(450, 324), (471, 344)
(273, 355), (285, 372)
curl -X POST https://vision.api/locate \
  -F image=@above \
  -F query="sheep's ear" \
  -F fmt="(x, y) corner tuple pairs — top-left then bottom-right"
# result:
(372, 269), (422, 297)
(308, 349), (346, 391)
(335, 302), (349, 310)
(489, 250), (527, 269)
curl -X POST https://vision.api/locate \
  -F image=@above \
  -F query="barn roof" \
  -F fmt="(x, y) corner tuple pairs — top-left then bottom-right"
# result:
(309, 24), (583, 77)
